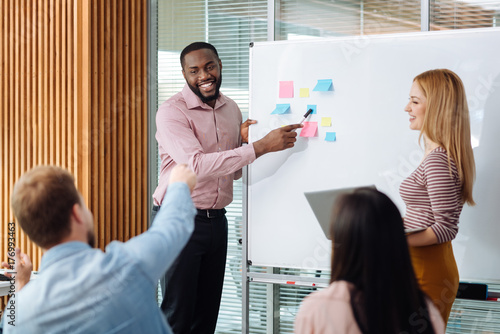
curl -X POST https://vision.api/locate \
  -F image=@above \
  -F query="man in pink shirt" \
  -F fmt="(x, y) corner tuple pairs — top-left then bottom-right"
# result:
(152, 42), (302, 333)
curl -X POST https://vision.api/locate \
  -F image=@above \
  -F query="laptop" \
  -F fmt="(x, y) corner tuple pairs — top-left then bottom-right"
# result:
(304, 185), (376, 240)
(404, 226), (427, 234)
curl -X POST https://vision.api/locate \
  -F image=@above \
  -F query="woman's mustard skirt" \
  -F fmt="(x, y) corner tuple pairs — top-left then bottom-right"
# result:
(409, 241), (459, 325)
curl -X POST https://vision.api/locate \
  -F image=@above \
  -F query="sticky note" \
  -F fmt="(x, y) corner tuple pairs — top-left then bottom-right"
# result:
(299, 88), (309, 97)
(271, 104), (291, 115)
(307, 105), (317, 114)
(313, 79), (333, 92)
(321, 117), (331, 127)
(300, 122), (318, 137)
(325, 132), (336, 142)
(279, 81), (294, 98)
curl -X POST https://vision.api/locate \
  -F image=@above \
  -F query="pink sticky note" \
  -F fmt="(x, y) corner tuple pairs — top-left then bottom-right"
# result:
(279, 81), (294, 98)
(300, 122), (318, 137)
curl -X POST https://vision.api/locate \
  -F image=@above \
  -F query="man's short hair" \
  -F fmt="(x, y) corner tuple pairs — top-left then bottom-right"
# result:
(180, 42), (219, 68)
(11, 165), (80, 249)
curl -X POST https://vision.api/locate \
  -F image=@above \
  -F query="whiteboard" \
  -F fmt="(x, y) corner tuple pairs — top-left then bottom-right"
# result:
(247, 28), (500, 281)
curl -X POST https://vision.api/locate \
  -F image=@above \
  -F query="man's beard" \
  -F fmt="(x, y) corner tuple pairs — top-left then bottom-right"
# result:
(88, 230), (96, 248)
(187, 74), (222, 104)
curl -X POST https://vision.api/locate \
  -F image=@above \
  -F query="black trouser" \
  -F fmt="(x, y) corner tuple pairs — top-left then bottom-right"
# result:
(152, 206), (228, 334)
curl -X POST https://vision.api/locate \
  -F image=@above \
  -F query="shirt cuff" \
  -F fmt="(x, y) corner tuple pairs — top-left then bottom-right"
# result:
(430, 223), (457, 244)
(240, 141), (257, 164)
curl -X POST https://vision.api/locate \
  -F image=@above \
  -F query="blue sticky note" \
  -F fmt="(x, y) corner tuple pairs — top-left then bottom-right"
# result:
(271, 104), (291, 115)
(313, 79), (333, 92)
(307, 105), (317, 114)
(325, 132), (336, 142)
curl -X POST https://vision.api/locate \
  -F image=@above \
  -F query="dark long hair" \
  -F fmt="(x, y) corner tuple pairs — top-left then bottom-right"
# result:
(330, 188), (435, 334)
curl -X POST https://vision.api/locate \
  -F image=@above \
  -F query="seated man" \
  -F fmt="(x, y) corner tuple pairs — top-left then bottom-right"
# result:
(2, 164), (197, 334)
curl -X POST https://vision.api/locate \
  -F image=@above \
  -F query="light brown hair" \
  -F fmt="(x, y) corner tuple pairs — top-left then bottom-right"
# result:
(11, 165), (80, 248)
(415, 69), (476, 205)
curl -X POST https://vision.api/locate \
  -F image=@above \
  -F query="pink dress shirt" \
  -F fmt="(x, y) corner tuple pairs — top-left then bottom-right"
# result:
(294, 281), (445, 334)
(153, 84), (256, 208)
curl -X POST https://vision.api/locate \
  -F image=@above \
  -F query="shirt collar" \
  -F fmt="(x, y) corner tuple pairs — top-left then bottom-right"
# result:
(39, 241), (91, 273)
(182, 83), (228, 111)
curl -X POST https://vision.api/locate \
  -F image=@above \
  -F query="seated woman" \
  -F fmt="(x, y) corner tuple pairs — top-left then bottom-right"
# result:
(294, 188), (444, 334)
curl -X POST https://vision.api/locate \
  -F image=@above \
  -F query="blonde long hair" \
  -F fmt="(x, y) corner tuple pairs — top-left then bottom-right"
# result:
(415, 69), (475, 205)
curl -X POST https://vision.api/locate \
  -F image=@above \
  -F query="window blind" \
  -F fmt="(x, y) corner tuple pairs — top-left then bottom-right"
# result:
(276, 0), (421, 40)
(431, 0), (500, 30)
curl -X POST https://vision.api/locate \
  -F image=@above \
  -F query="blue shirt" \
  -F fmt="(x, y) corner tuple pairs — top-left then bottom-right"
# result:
(3, 182), (196, 334)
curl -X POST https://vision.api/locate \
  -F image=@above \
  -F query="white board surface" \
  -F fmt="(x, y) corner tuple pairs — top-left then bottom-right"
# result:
(247, 28), (500, 281)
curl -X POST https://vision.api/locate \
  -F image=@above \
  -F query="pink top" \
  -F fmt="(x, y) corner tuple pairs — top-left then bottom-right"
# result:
(153, 84), (256, 208)
(294, 281), (445, 334)
(400, 147), (463, 243)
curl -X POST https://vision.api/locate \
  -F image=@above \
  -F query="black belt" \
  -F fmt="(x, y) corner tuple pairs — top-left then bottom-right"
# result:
(153, 205), (225, 219)
(197, 208), (226, 218)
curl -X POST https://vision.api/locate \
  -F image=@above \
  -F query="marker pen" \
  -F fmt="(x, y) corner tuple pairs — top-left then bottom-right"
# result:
(293, 108), (313, 131)
(298, 108), (314, 125)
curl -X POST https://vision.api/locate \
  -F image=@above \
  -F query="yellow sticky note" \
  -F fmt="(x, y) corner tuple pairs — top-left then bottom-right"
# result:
(299, 88), (309, 98)
(321, 117), (332, 127)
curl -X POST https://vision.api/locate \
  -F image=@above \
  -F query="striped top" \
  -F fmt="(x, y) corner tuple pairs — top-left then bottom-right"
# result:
(400, 147), (463, 243)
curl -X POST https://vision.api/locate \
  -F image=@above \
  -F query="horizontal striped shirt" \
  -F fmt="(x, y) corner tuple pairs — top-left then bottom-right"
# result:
(400, 147), (463, 243)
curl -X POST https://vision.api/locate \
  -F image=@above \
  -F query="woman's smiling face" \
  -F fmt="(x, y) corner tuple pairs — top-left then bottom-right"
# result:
(405, 81), (427, 131)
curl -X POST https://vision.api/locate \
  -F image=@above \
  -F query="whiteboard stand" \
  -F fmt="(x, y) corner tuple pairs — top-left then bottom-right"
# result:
(242, 166), (250, 334)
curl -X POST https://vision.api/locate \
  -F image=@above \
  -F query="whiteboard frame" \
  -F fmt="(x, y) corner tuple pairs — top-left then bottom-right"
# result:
(245, 27), (500, 280)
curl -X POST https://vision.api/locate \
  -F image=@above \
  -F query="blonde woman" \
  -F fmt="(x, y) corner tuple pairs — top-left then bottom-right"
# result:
(401, 69), (476, 324)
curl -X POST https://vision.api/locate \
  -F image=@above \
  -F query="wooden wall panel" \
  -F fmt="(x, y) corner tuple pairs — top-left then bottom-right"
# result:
(0, 0), (148, 309)
(87, 0), (148, 248)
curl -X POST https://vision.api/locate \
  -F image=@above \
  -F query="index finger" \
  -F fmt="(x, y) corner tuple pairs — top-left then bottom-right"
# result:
(281, 123), (303, 131)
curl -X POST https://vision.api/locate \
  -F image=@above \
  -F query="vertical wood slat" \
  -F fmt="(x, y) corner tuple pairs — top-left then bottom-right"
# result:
(130, 0), (137, 238)
(61, 0), (66, 168)
(67, 0), (73, 177)
(0, 2), (148, 306)
(105, 0), (112, 245)
(0, 0), (5, 284)
(43, 0), (48, 166)
(0, 1), (6, 308)
(91, 0), (98, 247)
(49, 0), (54, 165)
(98, 0), (105, 247)
(55, 0), (61, 167)
(111, 0), (118, 242)
(37, 0), (43, 167)
(117, 0), (124, 243)
(10, 0), (16, 258)
(124, 0), (130, 241)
